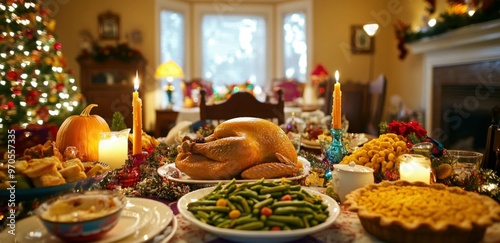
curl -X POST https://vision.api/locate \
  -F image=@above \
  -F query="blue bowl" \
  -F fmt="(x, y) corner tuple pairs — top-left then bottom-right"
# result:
(35, 190), (124, 242)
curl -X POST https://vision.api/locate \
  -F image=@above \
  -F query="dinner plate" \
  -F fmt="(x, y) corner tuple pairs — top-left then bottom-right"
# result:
(178, 186), (340, 243)
(0, 162), (110, 201)
(120, 197), (174, 243)
(0, 197), (173, 243)
(302, 139), (320, 147)
(158, 156), (311, 184)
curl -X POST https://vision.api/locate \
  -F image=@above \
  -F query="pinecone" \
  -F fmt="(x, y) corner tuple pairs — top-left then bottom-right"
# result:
(435, 163), (453, 180)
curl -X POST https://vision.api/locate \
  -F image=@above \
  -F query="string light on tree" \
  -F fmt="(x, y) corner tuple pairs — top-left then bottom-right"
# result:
(0, 0), (83, 144)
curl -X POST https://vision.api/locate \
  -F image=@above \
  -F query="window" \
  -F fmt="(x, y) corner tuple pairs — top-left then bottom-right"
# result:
(283, 11), (307, 82)
(201, 14), (266, 88)
(159, 9), (185, 107)
(158, 0), (311, 105)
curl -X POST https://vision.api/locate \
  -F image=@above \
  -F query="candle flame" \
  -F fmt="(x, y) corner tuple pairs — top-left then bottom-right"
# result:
(133, 71), (139, 91)
(335, 70), (339, 83)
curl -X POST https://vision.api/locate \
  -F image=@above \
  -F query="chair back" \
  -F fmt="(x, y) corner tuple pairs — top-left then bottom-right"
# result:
(199, 89), (285, 125)
(366, 75), (387, 135)
(482, 105), (500, 175)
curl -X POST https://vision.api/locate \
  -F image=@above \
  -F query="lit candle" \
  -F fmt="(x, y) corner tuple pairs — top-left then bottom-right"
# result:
(132, 72), (143, 155)
(99, 129), (130, 169)
(399, 155), (431, 183)
(331, 70), (342, 129)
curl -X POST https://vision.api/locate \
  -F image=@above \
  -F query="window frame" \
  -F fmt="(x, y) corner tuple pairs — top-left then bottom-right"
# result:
(193, 3), (274, 88)
(156, 0), (312, 96)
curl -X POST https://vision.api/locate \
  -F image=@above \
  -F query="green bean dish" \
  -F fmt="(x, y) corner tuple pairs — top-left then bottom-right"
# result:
(186, 178), (330, 231)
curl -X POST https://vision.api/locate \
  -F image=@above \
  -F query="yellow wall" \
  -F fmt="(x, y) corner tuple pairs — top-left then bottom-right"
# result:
(54, 0), (441, 132)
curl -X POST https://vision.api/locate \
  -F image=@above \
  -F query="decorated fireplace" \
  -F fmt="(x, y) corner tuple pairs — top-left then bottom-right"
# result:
(408, 19), (500, 153)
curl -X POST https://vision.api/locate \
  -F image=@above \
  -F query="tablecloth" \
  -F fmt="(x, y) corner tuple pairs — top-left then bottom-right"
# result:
(166, 203), (500, 243)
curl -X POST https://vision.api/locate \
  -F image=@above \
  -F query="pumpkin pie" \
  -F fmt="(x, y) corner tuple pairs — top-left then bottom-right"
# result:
(344, 180), (500, 243)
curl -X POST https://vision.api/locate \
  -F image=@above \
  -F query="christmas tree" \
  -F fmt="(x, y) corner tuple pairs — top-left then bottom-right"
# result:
(0, 0), (83, 144)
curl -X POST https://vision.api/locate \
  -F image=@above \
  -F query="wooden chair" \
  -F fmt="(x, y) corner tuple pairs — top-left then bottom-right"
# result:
(366, 75), (387, 135)
(323, 74), (387, 135)
(482, 105), (500, 175)
(199, 89), (285, 126)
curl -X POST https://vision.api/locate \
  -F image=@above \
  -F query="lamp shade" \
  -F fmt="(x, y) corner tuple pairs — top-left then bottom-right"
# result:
(363, 23), (379, 37)
(155, 60), (184, 79)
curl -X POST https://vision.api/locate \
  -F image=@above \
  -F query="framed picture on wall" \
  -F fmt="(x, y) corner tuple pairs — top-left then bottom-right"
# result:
(351, 25), (374, 54)
(98, 11), (120, 40)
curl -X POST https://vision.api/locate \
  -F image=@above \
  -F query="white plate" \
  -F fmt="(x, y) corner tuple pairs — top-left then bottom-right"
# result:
(158, 156), (311, 184)
(121, 198), (173, 243)
(0, 197), (173, 243)
(178, 186), (340, 243)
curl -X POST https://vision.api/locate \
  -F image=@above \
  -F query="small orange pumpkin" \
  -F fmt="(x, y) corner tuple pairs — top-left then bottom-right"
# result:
(56, 104), (111, 161)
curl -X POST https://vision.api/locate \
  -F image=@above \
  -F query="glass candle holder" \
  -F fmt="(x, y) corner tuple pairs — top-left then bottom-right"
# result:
(98, 129), (131, 169)
(325, 128), (348, 181)
(446, 150), (483, 180)
(398, 154), (431, 184)
(412, 142), (433, 158)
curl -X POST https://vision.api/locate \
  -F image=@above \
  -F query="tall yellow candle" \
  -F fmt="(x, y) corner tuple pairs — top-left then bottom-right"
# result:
(132, 72), (143, 155)
(332, 70), (342, 129)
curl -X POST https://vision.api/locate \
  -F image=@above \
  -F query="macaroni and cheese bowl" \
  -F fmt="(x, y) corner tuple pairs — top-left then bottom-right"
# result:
(35, 190), (125, 242)
(344, 180), (500, 243)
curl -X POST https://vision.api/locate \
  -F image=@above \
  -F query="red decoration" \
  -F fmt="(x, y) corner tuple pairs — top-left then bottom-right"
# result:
(36, 106), (49, 120)
(12, 86), (22, 96)
(26, 89), (41, 105)
(55, 83), (65, 92)
(53, 42), (62, 51)
(6, 71), (18, 80)
(25, 28), (34, 39)
(311, 64), (329, 77)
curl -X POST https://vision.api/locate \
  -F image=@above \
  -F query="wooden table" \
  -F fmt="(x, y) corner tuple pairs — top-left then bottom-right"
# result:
(155, 109), (179, 137)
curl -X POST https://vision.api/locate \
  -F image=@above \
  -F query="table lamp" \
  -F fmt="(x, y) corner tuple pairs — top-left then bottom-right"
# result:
(155, 60), (184, 108)
(362, 23), (379, 81)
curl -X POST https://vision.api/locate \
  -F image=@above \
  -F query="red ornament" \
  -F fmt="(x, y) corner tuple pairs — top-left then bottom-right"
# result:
(55, 83), (65, 92)
(36, 106), (49, 120)
(6, 71), (18, 81)
(7, 101), (14, 109)
(12, 86), (22, 96)
(53, 42), (62, 51)
(25, 28), (34, 39)
(26, 90), (41, 105)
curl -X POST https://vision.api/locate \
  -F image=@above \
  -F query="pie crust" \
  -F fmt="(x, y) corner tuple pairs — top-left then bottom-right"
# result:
(344, 180), (500, 243)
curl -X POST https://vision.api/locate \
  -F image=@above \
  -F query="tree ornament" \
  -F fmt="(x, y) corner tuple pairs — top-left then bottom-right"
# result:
(26, 90), (40, 105)
(55, 104), (111, 161)
(25, 28), (34, 39)
(53, 42), (62, 51)
(36, 106), (49, 119)
(43, 57), (53, 65)
(6, 71), (18, 81)
(48, 95), (57, 103)
(12, 86), (22, 96)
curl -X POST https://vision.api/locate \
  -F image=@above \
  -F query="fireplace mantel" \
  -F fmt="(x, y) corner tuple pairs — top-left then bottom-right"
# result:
(407, 19), (500, 54)
(405, 19), (500, 134)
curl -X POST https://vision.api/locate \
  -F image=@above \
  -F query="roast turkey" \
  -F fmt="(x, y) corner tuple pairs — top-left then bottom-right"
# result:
(175, 117), (300, 180)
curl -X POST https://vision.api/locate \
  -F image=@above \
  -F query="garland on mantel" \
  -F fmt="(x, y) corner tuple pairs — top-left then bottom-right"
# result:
(77, 43), (144, 63)
(395, 0), (500, 59)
